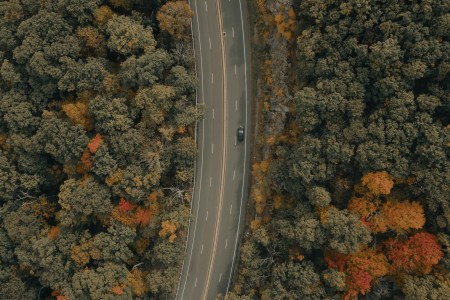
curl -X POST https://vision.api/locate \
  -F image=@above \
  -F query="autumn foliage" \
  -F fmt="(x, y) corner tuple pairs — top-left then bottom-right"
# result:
(348, 172), (425, 234)
(135, 207), (152, 226)
(47, 226), (60, 240)
(76, 134), (104, 175)
(126, 268), (146, 296)
(62, 99), (93, 130)
(251, 159), (271, 215)
(347, 197), (376, 219)
(112, 283), (125, 295)
(87, 133), (103, 153)
(380, 201), (425, 232)
(119, 198), (136, 212)
(78, 149), (93, 174)
(325, 250), (347, 272)
(51, 291), (68, 300)
(113, 198), (155, 227)
(156, 1), (193, 40)
(360, 171), (394, 196)
(326, 248), (390, 297)
(336, 171), (441, 296)
(386, 232), (443, 275)
(159, 220), (177, 243)
(274, 7), (297, 41)
(346, 270), (371, 297)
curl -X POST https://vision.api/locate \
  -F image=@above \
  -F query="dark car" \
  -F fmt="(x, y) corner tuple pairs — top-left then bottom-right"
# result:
(237, 126), (245, 142)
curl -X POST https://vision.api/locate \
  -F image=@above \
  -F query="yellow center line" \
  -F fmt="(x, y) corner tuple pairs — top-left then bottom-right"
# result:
(201, 0), (227, 298)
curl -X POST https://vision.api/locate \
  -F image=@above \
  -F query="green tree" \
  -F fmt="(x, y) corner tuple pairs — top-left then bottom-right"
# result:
(91, 144), (118, 179)
(89, 95), (133, 136)
(322, 207), (372, 254)
(273, 203), (325, 251)
(0, 1), (23, 54)
(57, 178), (112, 227)
(13, 11), (80, 99)
(166, 65), (196, 96)
(36, 117), (88, 163)
(90, 220), (136, 263)
(146, 267), (179, 298)
(271, 261), (325, 299)
(399, 275), (450, 300)
(70, 263), (131, 299)
(58, 57), (109, 93)
(172, 136), (196, 175)
(0, 151), (19, 201)
(306, 186), (331, 208)
(110, 164), (160, 202)
(119, 49), (172, 89)
(133, 85), (176, 127)
(106, 14), (156, 56)
(322, 268), (346, 292)
(0, 90), (39, 134)
(41, 0), (102, 26)
(0, 267), (37, 300)
(1, 59), (22, 86)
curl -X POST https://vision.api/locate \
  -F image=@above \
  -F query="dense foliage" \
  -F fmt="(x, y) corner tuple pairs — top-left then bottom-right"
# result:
(0, 0), (197, 298)
(229, 0), (449, 299)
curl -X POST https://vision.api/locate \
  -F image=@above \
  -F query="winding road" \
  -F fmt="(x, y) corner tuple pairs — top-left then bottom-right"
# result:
(176, 0), (251, 299)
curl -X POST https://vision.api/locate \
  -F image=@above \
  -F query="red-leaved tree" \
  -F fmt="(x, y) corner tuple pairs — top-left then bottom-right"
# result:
(386, 232), (443, 275)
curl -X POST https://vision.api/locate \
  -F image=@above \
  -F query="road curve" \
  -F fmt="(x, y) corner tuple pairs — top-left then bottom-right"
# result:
(176, 0), (251, 299)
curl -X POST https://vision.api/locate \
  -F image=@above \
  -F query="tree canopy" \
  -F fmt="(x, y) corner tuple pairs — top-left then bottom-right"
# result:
(230, 0), (449, 298)
(0, 0), (196, 298)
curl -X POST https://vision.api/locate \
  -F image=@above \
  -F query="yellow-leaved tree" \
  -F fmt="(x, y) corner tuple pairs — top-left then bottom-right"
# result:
(156, 1), (193, 40)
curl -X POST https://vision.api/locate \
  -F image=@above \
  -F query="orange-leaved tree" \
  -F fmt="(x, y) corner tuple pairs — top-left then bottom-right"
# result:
(348, 171), (425, 234)
(347, 196), (376, 222)
(360, 171), (394, 196)
(345, 270), (371, 299)
(159, 220), (177, 243)
(126, 268), (146, 297)
(135, 207), (152, 226)
(349, 198), (425, 234)
(380, 200), (425, 232)
(87, 133), (103, 153)
(326, 248), (389, 298)
(62, 99), (93, 130)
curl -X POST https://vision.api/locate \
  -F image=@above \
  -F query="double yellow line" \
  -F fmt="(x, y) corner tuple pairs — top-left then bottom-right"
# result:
(201, 0), (228, 298)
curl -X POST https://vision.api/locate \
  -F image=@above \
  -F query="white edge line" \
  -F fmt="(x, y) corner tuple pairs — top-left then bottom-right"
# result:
(226, 0), (248, 292)
(176, 0), (205, 299)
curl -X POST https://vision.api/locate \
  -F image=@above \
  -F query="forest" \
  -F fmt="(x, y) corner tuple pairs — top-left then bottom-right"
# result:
(0, 0), (197, 299)
(227, 0), (449, 299)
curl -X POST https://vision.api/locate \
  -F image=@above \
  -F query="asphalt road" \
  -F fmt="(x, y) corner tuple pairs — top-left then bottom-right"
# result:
(176, 0), (251, 299)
